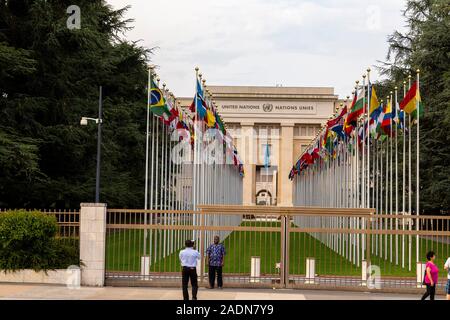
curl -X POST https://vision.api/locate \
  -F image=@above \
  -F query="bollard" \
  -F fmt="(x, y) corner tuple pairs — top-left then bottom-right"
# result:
(140, 256), (150, 280)
(250, 256), (261, 283)
(416, 262), (426, 288)
(361, 260), (367, 287)
(305, 258), (315, 284)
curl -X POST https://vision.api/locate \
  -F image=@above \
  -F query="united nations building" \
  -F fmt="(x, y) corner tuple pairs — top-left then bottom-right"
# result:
(180, 85), (340, 207)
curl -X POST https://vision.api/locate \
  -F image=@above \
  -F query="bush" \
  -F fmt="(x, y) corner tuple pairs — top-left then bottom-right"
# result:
(0, 210), (80, 272)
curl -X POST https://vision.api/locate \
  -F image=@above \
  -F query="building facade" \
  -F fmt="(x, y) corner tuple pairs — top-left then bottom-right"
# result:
(180, 85), (339, 207)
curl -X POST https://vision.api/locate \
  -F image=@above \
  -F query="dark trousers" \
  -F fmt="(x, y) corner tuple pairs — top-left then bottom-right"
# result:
(421, 284), (436, 300)
(208, 265), (223, 288)
(182, 266), (198, 300)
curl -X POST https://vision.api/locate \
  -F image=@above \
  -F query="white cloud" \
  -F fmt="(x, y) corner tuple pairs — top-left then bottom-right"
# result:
(106, 0), (407, 98)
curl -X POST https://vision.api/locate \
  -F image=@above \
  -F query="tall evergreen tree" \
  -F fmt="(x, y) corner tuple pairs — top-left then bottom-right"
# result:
(0, 0), (152, 208)
(379, 0), (450, 212)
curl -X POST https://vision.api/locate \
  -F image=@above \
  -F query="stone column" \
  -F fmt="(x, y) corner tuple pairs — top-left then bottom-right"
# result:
(80, 203), (107, 286)
(241, 123), (256, 205)
(279, 124), (294, 206)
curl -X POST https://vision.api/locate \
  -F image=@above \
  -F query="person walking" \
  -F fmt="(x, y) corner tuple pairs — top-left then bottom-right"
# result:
(206, 235), (226, 289)
(421, 251), (439, 301)
(444, 255), (450, 300)
(179, 239), (200, 300)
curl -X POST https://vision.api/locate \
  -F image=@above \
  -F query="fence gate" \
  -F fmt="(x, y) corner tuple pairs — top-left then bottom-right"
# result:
(104, 207), (286, 288)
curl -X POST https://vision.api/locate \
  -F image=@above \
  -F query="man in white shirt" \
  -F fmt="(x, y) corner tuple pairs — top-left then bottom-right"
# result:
(179, 239), (201, 300)
(444, 257), (450, 300)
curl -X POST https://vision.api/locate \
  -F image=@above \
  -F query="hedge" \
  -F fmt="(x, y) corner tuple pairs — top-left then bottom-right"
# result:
(0, 210), (80, 272)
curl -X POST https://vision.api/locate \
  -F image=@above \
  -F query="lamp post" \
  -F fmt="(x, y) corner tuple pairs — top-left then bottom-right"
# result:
(80, 86), (103, 203)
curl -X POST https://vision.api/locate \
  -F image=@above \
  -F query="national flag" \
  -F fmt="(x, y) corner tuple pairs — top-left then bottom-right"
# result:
(327, 105), (347, 128)
(322, 127), (329, 148)
(381, 100), (393, 136)
(370, 103), (382, 121)
(162, 97), (180, 128)
(311, 140), (320, 159)
(325, 130), (335, 154)
(344, 94), (358, 136)
(206, 109), (216, 128)
(264, 143), (270, 168)
(374, 104), (385, 139)
(344, 121), (354, 136)
(190, 79), (207, 120)
(215, 113), (226, 135)
(393, 101), (405, 130)
(304, 151), (314, 165)
(369, 85), (380, 118)
(327, 106), (347, 140)
(399, 81), (424, 119)
(346, 87), (366, 125)
(150, 79), (171, 118)
(358, 120), (368, 146)
(239, 164), (245, 177)
(288, 166), (296, 180)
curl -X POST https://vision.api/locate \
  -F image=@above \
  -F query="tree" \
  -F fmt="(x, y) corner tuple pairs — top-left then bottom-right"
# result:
(379, 0), (450, 212)
(0, 0), (152, 208)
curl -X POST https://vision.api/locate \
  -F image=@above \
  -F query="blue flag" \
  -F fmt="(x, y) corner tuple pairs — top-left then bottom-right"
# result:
(264, 144), (270, 168)
(195, 79), (207, 119)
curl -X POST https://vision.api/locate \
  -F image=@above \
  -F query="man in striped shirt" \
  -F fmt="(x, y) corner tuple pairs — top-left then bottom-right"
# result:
(206, 236), (226, 289)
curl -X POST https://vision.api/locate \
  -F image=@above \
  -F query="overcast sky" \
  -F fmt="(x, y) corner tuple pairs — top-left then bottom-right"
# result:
(107, 0), (407, 99)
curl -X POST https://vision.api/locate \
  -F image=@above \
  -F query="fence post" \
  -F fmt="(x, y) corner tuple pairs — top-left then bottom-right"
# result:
(80, 203), (107, 286)
(305, 257), (315, 284)
(361, 260), (367, 286)
(416, 261), (426, 289)
(140, 256), (150, 279)
(250, 256), (261, 283)
(280, 213), (289, 287)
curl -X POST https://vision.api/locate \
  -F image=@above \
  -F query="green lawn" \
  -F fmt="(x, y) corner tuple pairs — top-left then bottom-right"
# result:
(105, 221), (450, 278)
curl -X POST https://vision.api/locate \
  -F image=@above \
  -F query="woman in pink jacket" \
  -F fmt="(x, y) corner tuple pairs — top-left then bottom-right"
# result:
(421, 251), (439, 301)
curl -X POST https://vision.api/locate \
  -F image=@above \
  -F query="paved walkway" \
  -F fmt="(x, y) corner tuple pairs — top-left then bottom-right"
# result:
(0, 283), (442, 300)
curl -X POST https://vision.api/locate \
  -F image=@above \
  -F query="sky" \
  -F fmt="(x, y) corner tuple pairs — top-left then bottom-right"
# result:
(107, 0), (407, 99)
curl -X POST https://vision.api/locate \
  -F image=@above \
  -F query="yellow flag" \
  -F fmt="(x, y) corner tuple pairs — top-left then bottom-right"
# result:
(369, 86), (379, 116)
(206, 109), (216, 128)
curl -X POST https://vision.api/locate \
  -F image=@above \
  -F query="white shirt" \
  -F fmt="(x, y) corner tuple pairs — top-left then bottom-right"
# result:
(179, 248), (200, 267)
(444, 258), (450, 279)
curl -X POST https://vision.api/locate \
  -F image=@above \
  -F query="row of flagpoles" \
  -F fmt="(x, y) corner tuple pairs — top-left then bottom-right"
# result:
(291, 68), (423, 270)
(142, 66), (244, 262)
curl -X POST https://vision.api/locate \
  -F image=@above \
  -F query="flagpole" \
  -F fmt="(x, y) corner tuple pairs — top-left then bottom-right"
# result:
(150, 105), (156, 265)
(416, 69), (420, 264)
(361, 76), (366, 210)
(402, 80), (406, 269)
(408, 73), (412, 269)
(193, 67), (199, 241)
(143, 66), (153, 260)
(367, 69), (371, 212)
(395, 86), (399, 266)
(387, 91), (392, 263)
(379, 108), (384, 260)
(385, 96), (389, 261)
(161, 84), (167, 258)
(361, 74), (366, 263)
(375, 135), (378, 255)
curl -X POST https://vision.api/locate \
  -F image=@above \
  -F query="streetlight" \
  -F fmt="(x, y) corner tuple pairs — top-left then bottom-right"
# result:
(80, 86), (103, 203)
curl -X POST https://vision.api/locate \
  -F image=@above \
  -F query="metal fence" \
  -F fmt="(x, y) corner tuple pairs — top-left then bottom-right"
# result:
(104, 206), (450, 293)
(3, 207), (448, 293)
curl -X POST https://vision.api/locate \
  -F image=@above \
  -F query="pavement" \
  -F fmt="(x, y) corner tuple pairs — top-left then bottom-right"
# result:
(0, 283), (444, 300)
